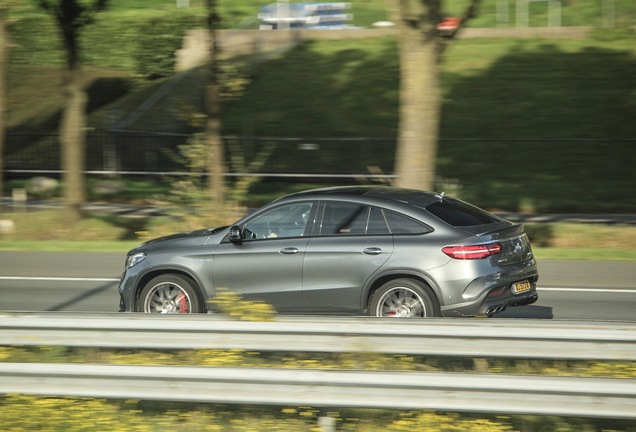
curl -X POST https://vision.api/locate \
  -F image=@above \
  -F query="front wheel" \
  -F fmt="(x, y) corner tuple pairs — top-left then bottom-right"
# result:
(369, 279), (439, 318)
(136, 274), (204, 314)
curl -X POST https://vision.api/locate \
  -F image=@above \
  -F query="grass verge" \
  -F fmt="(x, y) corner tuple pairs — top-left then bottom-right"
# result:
(0, 210), (634, 260)
(533, 247), (636, 261)
(0, 240), (139, 253)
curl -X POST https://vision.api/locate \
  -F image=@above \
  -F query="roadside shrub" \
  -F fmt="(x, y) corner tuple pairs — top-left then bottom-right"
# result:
(378, 411), (515, 431)
(209, 288), (277, 321)
(133, 12), (201, 80)
(9, 10), (203, 78)
(8, 15), (62, 66)
(82, 14), (143, 72)
(524, 224), (554, 247)
(0, 395), (145, 432)
(24, 177), (59, 199)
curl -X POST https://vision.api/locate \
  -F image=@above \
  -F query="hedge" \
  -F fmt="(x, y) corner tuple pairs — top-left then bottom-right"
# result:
(8, 10), (204, 79)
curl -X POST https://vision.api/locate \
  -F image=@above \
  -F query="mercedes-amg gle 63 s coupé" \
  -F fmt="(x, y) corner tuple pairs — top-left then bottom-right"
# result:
(119, 186), (538, 317)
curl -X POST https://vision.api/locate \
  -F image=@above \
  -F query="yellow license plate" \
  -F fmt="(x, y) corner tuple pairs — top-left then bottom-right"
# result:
(512, 280), (531, 294)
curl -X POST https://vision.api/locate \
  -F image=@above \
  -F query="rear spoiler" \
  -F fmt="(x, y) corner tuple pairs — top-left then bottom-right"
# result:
(476, 222), (524, 237)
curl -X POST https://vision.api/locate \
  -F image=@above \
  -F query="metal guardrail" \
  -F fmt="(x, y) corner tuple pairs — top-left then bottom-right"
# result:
(1, 362), (635, 420)
(1, 312), (636, 361)
(1, 313), (636, 422)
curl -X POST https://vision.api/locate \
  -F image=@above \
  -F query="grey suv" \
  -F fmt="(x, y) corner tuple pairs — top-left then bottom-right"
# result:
(118, 186), (539, 317)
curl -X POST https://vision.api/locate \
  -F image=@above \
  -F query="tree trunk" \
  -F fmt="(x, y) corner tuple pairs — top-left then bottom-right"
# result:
(36, 0), (111, 222)
(206, 96), (225, 207)
(393, 17), (441, 191)
(206, 0), (225, 207)
(390, 0), (481, 192)
(60, 65), (87, 222)
(0, 4), (7, 210)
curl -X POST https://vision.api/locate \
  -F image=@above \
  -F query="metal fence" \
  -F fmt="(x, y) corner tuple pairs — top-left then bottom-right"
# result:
(2, 362), (634, 420)
(4, 132), (635, 219)
(4, 132), (397, 178)
(1, 313), (636, 423)
(4, 133), (634, 190)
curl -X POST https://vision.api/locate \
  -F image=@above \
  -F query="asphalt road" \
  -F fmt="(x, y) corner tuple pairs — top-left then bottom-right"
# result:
(0, 251), (634, 321)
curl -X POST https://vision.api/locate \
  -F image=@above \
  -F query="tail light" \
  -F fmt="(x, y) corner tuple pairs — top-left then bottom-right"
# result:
(442, 242), (502, 260)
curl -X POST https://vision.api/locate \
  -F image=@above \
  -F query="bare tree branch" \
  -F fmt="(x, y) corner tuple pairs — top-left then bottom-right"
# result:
(435, 0), (482, 56)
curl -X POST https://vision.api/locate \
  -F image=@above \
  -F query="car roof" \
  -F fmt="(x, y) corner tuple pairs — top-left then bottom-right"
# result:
(281, 186), (442, 205)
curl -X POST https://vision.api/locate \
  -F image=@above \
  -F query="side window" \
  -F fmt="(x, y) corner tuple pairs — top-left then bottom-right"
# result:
(306, 202), (429, 236)
(367, 207), (391, 235)
(319, 202), (370, 235)
(243, 202), (313, 240)
(384, 210), (432, 234)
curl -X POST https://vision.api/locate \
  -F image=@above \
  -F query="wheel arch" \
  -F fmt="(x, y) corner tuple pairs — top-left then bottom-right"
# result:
(364, 271), (442, 312)
(133, 268), (208, 312)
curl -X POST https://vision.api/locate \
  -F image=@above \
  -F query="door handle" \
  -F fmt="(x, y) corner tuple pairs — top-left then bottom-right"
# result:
(363, 247), (382, 255)
(280, 247), (299, 255)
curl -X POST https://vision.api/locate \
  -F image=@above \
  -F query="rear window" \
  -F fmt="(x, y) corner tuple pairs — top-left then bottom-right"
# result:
(384, 210), (431, 234)
(426, 200), (500, 227)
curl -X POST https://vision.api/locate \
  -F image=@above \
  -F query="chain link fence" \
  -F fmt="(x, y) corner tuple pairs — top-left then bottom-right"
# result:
(4, 132), (635, 212)
(4, 132), (398, 179)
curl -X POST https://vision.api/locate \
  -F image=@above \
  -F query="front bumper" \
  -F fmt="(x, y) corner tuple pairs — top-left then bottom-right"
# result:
(118, 272), (131, 312)
(118, 258), (151, 312)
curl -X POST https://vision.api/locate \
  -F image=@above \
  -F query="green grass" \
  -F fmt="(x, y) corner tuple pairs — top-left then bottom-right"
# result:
(533, 248), (636, 261)
(1, 210), (634, 260)
(0, 240), (139, 252)
(6, 66), (131, 132)
(464, 0), (636, 28)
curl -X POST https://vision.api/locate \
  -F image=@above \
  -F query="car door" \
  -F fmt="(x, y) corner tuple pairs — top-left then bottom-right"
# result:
(212, 201), (315, 312)
(302, 201), (393, 313)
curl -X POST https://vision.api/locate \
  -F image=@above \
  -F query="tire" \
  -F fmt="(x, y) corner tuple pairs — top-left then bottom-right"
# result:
(369, 278), (439, 318)
(136, 274), (204, 314)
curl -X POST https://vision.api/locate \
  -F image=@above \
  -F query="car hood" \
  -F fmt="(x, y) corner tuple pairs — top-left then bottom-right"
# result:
(135, 226), (229, 250)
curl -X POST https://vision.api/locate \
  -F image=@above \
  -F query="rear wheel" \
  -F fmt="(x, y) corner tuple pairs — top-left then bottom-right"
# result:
(136, 274), (204, 314)
(369, 279), (439, 318)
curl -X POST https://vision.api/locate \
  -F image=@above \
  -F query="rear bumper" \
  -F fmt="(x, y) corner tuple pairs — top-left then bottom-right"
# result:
(441, 277), (539, 317)
(482, 291), (539, 316)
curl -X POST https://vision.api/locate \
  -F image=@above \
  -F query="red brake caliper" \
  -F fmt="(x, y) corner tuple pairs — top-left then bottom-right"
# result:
(176, 292), (188, 313)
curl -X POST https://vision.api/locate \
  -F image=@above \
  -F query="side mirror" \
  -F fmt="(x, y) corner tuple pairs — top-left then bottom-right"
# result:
(228, 225), (243, 245)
